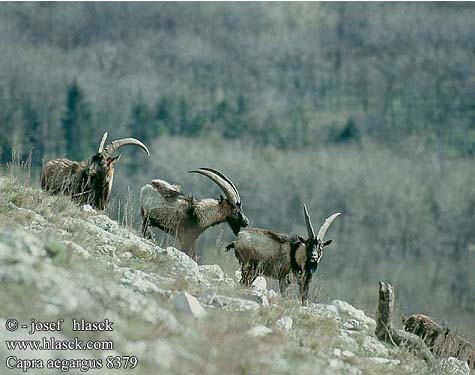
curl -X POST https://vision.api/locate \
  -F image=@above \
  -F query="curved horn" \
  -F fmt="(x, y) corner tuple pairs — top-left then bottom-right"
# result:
(102, 138), (150, 158)
(189, 168), (239, 205)
(317, 212), (341, 241)
(97, 132), (108, 154)
(303, 204), (315, 239)
(198, 167), (241, 204)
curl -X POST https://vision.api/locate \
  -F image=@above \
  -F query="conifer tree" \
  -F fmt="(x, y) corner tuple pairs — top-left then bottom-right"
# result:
(61, 80), (92, 160)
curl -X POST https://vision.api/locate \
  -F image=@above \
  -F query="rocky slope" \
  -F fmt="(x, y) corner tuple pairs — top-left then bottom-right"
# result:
(0, 176), (470, 374)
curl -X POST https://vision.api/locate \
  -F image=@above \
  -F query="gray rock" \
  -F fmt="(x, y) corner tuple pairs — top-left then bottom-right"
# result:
(276, 316), (293, 333)
(347, 330), (390, 357)
(16, 207), (47, 231)
(365, 357), (401, 366)
(119, 251), (133, 260)
(0, 228), (94, 314)
(332, 299), (375, 332)
(302, 303), (340, 320)
(97, 244), (115, 256)
(342, 350), (355, 358)
(338, 329), (358, 347)
(266, 289), (279, 301)
(82, 204), (96, 214)
(87, 213), (120, 233)
(343, 318), (364, 331)
(199, 264), (235, 287)
(173, 292), (207, 318)
(211, 295), (261, 311)
(199, 264), (225, 279)
(0, 227), (48, 262)
(85, 279), (179, 332)
(437, 357), (470, 375)
(326, 357), (361, 374)
(199, 288), (217, 303)
(155, 246), (210, 287)
(120, 269), (172, 298)
(247, 325), (273, 337)
(251, 276), (267, 293)
(234, 268), (242, 281)
(247, 290), (269, 307)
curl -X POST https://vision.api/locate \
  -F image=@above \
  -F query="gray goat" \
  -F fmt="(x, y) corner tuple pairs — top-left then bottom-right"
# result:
(140, 168), (249, 260)
(41, 132), (150, 210)
(227, 205), (340, 304)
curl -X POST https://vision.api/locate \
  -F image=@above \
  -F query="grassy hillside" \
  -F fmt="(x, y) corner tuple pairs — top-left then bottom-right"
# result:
(3, 172), (470, 374)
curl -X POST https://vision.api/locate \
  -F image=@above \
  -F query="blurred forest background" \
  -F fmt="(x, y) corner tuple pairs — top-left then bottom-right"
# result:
(0, 3), (474, 339)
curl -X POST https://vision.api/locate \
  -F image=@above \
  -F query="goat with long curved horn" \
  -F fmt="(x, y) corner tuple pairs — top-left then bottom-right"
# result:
(41, 132), (150, 210)
(303, 204), (315, 239)
(226, 205), (341, 304)
(140, 167), (249, 260)
(317, 212), (341, 241)
(189, 168), (240, 206)
(197, 167), (241, 204)
(102, 137), (150, 158)
(97, 132), (109, 154)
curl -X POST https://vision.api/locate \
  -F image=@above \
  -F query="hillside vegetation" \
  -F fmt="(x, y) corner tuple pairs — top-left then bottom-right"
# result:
(0, 3), (473, 341)
(1, 173), (471, 374)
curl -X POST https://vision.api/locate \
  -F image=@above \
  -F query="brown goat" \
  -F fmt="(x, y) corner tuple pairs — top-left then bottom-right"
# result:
(403, 314), (475, 370)
(140, 168), (249, 260)
(227, 205), (340, 304)
(41, 132), (150, 210)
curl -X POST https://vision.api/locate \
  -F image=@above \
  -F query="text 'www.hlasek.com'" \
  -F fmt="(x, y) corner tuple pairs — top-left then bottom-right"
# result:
(4, 317), (138, 372)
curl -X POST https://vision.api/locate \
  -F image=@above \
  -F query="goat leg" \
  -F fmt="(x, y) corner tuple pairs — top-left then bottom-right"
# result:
(279, 276), (290, 297)
(299, 274), (311, 305)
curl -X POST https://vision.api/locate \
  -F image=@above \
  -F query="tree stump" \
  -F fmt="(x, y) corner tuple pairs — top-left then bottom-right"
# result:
(375, 281), (434, 365)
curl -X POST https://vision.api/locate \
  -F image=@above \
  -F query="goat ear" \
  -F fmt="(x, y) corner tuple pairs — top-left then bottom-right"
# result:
(219, 194), (225, 202)
(107, 155), (121, 165)
(323, 239), (332, 247)
(298, 236), (306, 243)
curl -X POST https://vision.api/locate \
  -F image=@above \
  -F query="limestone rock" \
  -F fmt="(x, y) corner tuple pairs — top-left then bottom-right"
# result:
(251, 276), (267, 293)
(199, 264), (235, 287)
(276, 316), (293, 333)
(438, 357), (470, 375)
(247, 290), (269, 307)
(247, 325), (273, 337)
(332, 299), (376, 333)
(211, 295), (260, 312)
(173, 292), (207, 318)
(82, 204), (96, 214)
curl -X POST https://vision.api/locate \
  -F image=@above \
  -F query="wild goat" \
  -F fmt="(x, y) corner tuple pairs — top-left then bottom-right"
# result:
(403, 314), (475, 369)
(41, 132), (150, 210)
(226, 205), (340, 304)
(140, 167), (249, 260)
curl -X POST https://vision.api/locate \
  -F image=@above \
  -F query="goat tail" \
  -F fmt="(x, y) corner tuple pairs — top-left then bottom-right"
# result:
(225, 241), (235, 252)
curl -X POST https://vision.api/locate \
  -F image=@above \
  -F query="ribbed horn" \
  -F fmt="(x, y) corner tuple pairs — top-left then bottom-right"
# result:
(102, 138), (150, 158)
(198, 167), (241, 204)
(97, 132), (108, 154)
(317, 212), (341, 241)
(303, 204), (315, 239)
(189, 168), (239, 205)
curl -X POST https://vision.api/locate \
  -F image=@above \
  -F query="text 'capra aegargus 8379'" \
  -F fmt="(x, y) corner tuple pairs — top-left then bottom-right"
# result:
(140, 167), (249, 260)
(41, 132), (150, 210)
(227, 205), (340, 304)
